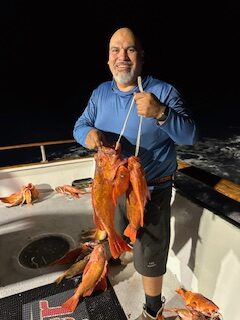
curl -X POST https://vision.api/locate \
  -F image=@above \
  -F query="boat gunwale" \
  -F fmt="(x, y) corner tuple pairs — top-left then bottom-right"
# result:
(0, 156), (94, 172)
(1, 140), (239, 222)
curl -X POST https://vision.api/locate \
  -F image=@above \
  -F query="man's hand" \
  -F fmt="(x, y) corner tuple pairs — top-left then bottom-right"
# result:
(85, 128), (107, 149)
(134, 92), (166, 119)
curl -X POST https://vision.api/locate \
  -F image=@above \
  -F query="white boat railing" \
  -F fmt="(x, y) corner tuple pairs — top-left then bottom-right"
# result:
(1, 139), (239, 203)
(0, 139), (76, 164)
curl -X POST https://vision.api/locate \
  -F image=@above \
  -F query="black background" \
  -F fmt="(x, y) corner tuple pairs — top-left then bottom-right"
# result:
(1, 1), (239, 145)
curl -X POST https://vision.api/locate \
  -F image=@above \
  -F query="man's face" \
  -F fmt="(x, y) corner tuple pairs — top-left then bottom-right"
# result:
(108, 29), (143, 86)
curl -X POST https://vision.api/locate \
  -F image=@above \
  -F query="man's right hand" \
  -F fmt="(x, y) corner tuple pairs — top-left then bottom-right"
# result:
(85, 128), (106, 149)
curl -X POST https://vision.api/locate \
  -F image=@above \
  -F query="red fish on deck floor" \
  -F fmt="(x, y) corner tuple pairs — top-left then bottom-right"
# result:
(62, 243), (108, 312)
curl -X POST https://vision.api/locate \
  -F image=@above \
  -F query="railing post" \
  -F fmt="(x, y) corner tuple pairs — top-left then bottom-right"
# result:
(40, 145), (47, 162)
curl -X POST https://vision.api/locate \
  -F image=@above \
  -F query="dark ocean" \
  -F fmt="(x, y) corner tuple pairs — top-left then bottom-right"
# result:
(2, 104), (239, 189)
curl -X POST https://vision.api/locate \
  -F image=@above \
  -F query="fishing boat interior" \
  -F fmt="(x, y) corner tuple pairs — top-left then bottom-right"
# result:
(0, 140), (239, 320)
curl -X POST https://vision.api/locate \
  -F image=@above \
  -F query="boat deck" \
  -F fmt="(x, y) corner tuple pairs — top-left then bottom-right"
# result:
(1, 142), (239, 319)
(0, 186), (183, 319)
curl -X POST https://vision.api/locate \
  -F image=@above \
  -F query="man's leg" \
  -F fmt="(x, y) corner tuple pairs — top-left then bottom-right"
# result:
(134, 187), (172, 319)
(142, 275), (163, 296)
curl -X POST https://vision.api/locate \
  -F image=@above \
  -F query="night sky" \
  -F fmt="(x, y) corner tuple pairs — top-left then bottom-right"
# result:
(1, 1), (239, 145)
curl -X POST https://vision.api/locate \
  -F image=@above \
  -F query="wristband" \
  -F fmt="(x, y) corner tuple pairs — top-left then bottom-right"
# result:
(157, 107), (169, 121)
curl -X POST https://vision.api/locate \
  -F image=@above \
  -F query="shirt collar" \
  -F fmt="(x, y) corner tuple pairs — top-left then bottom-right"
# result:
(111, 76), (151, 96)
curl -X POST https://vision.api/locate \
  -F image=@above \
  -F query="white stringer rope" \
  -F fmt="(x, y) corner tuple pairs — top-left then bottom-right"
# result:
(115, 76), (144, 157)
(115, 96), (135, 151)
(135, 76), (144, 156)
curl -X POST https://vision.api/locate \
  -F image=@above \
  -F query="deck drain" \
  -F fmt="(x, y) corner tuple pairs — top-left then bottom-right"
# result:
(19, 235), (70, 269)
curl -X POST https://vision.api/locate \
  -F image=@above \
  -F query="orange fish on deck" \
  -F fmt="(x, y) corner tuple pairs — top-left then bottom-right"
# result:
(62, 243), (108, 312)
(55, 185), (85, 198)
(124, 156), (150, 243)
(0, 183), (39, 207)
(91, 146), (132, 259)
(176, 287), (221, 318)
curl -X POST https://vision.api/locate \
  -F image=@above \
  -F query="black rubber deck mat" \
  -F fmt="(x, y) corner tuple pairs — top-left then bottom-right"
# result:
(0, 276), (127, 320)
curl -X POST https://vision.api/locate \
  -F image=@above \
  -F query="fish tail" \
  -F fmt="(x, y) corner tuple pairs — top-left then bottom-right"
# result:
(123, 224), (137, 243)
(109, 234), (132, 259)
(62, 294), (79, 312)
(0, 194), (22, 205)
(0, 198), (12, 204)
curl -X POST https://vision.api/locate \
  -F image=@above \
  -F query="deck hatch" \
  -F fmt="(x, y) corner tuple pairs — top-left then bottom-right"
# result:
(18, 235), (70, 269)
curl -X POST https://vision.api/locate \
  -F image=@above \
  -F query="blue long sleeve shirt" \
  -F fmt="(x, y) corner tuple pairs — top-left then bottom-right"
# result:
(73, 76), (198, 184)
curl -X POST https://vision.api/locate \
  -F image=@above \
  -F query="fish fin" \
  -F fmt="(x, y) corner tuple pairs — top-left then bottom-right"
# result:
(24, 189), (32, 205)
(49, 247), (84, 266)
(109, 234), (132, 259)
(92, 276), (108, 293)
(62, 295), (79, 312)
(140, 207), (144, 227)
(175, 287), (186, 296)
(112, 188), (118, 206)
(82, 286), (95, 297)
(54, 274), (65, 284)
(123, 225), (137, 243)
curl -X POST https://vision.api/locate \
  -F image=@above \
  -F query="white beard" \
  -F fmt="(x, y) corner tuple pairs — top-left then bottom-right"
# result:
(113, 69), (135, 85)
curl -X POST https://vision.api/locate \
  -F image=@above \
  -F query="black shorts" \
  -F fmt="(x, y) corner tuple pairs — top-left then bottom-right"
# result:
(115, 187), (172, 277)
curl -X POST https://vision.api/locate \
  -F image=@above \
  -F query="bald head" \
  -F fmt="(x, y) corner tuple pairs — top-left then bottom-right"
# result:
(109, 28), (143, 52)
(108, 27), (144, 90)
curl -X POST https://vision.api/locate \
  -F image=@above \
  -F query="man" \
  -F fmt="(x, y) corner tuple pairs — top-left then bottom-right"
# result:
(73, 27), (197, 320)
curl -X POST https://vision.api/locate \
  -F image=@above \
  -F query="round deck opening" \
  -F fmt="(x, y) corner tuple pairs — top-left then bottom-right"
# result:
(19, 235), (70, 269)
